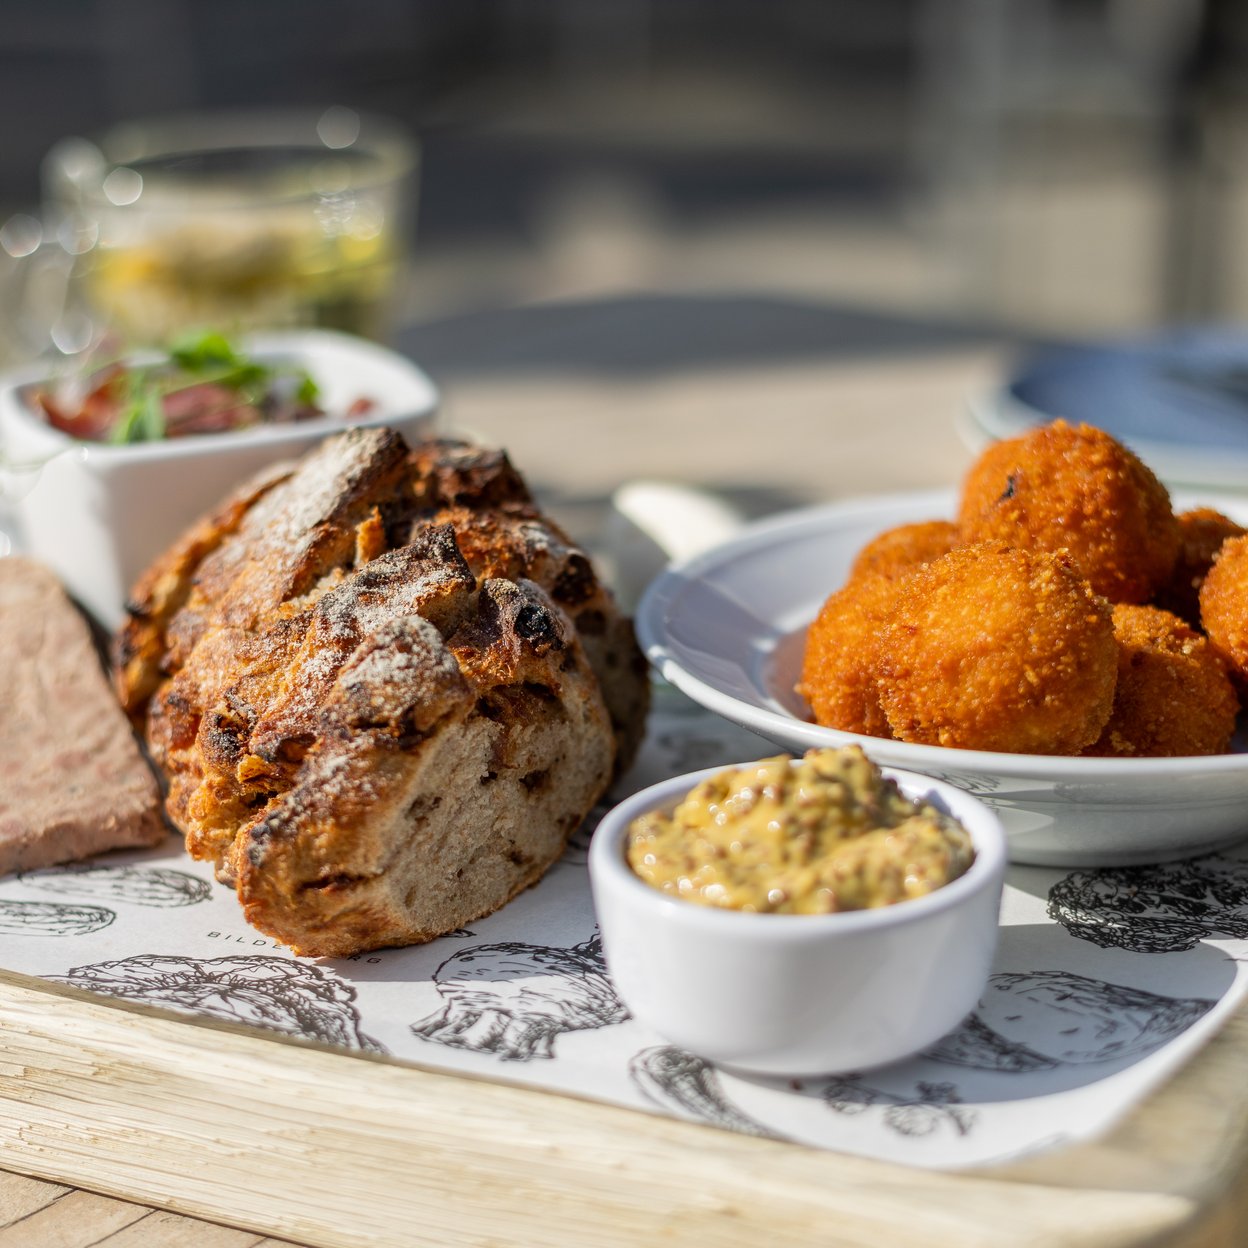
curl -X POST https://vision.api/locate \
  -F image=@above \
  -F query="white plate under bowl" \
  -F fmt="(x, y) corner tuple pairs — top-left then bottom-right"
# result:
(636, 488), (1248, 868)
(962, 329), (1248, 494)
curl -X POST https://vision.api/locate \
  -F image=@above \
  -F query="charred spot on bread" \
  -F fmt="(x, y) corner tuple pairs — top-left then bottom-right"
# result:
(575, 608), (606, 637)
(202, 715), (249, 769)
(552, 554), (597, 607)
(514, 602), (560, 649)
(520, 768), (551, 794)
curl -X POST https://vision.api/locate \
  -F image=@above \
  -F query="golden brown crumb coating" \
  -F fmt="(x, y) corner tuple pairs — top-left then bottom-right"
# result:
(797, 573), (902, 738)
(848, 520), (960, 584)
(877, 543), (1117, 753)
(1085, 605), (1238, 757)
(957, 419), (1178, 604)
(1153, 508), (1246, 628)
(1200, 533), (1248, 689)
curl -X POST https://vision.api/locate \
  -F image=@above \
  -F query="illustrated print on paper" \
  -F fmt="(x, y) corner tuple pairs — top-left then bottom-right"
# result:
(410, 931), (628, 1061)
(823, 1077), (977, 1138)
(925, 971), (1215, 1070)
(0, 898), (114, 937)
(18, 864), (211, 908)
(52, 954), (385, 1052)
(928, 771), (1001, 795)
(629, 1046), (779, 1139)
(1048, 857), (1248, 952)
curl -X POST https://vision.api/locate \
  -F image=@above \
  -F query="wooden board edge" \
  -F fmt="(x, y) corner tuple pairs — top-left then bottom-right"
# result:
(0, 967), (1216, 1248)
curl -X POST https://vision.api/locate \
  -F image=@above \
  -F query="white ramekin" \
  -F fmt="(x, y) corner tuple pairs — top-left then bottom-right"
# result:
(589, 760), (1007, 1076)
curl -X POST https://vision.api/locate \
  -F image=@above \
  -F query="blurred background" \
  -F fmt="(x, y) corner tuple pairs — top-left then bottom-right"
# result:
(0, 0), (1245, 346)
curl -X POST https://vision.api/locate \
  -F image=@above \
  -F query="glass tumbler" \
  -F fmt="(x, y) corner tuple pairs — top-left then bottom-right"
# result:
(41, 106), (418, 346)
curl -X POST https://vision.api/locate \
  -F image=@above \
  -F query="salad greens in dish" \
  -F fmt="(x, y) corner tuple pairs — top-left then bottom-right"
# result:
(33, 330), (372, 444)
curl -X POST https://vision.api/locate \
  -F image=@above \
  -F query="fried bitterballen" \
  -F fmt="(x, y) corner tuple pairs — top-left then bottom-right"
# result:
(1154, 508), (1247, 628)
(797, 573), (902, 739)
(1200, 534), (1248, 689)
(957, 420), (1178, 604)
(1085, 605), (1239, 758)
(877, 544), (1117, 754)
(848, 520), (960, 584)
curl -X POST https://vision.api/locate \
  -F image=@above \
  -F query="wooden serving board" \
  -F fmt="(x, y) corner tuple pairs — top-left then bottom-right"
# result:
(3, 963), (1248, 1248)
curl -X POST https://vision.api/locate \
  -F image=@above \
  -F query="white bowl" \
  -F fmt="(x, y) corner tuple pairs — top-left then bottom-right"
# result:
(0, 328), (439, 626)
(589, 760), (1007, 1076)
(636, 489), (1248, 868)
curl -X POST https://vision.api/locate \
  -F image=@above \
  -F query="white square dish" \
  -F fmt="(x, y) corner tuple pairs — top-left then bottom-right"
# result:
(0, 328), (439, 626)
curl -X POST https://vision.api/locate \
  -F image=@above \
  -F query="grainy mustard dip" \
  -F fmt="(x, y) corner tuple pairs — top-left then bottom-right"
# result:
(627, 746), (975, 914)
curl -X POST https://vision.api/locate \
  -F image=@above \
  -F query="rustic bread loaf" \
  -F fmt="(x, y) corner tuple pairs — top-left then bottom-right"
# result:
(114, 428), (646, 957)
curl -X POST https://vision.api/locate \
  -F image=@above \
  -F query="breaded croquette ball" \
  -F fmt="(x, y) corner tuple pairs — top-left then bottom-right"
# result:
(1085, 605), (1239, 757)
(877, 544), (1117, 754)
(798, 573), (902, 739)
(957, 420), (1178, 603)
(848, 520), (959, 584)
(1200, 534), (1248, 688)
(1154, 508), (1246, 627)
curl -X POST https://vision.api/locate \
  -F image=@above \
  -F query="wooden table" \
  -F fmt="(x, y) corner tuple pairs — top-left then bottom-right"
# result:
(6, 301), (1242, 1247)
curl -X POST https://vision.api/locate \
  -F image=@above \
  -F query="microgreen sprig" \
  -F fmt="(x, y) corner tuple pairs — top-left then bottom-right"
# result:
(102, 330), (320, 444)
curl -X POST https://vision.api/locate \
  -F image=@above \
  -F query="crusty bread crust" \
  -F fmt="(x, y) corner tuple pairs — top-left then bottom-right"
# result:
(114, 428), (646, 956)
(115, 460), (296, 717)
(416, 500), (650, 769)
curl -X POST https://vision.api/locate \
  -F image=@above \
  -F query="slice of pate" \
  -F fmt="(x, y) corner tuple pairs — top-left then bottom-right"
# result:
(0, 557), (166, 874)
